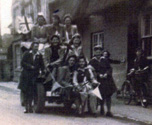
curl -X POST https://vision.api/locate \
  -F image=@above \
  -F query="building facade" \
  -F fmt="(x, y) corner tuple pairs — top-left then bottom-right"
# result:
(11, 0), (152, 92)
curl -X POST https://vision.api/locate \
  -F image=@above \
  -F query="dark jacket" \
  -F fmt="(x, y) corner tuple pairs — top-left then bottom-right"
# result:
(18, 50), (44, 92)
(89, 57), (116, 97)
(134, 56), (149, 70)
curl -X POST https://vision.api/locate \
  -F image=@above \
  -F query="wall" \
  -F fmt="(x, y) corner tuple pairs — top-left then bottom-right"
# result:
(81, 10), (129, 89)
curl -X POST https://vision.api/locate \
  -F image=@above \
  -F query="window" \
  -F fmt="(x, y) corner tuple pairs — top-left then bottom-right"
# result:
(141, 14), (152, 57)
(91, 31), (104, 57)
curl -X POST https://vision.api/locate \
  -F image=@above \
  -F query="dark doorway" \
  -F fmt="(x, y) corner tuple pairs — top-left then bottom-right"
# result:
(127, 23), (139, 71)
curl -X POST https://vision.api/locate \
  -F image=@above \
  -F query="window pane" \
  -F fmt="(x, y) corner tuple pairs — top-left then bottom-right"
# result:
(144, 14), (150, 35)
(91, 32), (104, 57)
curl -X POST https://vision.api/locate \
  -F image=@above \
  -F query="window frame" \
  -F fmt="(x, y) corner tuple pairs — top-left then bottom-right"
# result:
(91, 31), (104, 58)
(141, 11), (152, 57)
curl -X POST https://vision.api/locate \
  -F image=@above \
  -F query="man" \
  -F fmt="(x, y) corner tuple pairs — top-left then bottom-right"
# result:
(18, 42), (44, 113)
(47, 14), (66, 44)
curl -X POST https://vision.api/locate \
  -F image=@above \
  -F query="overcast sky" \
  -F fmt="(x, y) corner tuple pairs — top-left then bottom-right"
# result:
(1, 0), (12, 35)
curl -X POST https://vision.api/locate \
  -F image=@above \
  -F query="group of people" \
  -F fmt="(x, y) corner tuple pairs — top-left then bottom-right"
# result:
(18, 12), (123, 117)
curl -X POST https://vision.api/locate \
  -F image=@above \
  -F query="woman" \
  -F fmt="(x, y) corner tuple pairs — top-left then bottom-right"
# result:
(63, 14), (78, 44)
(31, 13), (47, 43)
(47, 14), (66, 43)
(102, 50), (125, 64)
(44, 34), (66, 83)
(98, 50), (117, 117)
(55, 55), (77, 87)
(73, 56), (99, 117)
(51, 55), (78, 109)
(65, 33), (83, 59)
(133, 48), (149, 70)
(44, 35), (66, 71)
(132, 48), (149, 99)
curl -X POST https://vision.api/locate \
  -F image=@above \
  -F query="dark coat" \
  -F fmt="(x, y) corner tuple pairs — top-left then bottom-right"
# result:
(18, 50), (44, 92)
(89, 57), (117, 97)
(43, 45), (66, 68)
(134, 56), (149, 70)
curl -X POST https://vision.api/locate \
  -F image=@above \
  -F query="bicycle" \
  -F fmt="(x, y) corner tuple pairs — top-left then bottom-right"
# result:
(122, 66), (149, 108)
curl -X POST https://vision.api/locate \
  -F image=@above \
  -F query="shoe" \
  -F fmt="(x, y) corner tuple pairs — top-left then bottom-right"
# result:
(78, 104), (82, 115)
(106, 112), (113, 117)
(29, 108), (33, 113)
(24, 109), (28, 113)
(92, 113), (98, 118)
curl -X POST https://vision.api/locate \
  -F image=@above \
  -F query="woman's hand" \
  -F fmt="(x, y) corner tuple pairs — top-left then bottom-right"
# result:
(99, 74), (104, 78)
(103, 73), (107, 78)
(86, 84), (92, 90)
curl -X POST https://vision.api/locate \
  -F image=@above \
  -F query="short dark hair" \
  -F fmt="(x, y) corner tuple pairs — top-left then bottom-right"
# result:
(66, 55), (77, 65)
(78, 56), (88, 67)
(30, 42), (39, 50)
(50, 34), (60, 41)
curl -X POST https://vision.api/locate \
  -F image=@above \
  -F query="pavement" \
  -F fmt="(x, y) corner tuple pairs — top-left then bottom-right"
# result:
(0, 82), (152, 125)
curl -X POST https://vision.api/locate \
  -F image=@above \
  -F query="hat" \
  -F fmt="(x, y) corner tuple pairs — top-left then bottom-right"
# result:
(94, 45), (103, 51)
(38, 12), (44, 17)
(50, 34), (61, 41)
(63, 14), (72, 21)
(72, 33), (81, 39)
(69, 33), (81, 45)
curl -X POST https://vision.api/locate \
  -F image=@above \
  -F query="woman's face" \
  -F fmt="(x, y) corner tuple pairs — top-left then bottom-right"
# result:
(68, 57), (76, 67)
(38, 17), (45, 26)
(79, 58), (86, 68)
(52, 17), (59, 25)
(65, 17), (71, 26)
(51, 37), (59, 46)
(73, 37), (81, 47)
(103, 51), (108, 58)
(136, 50), (142, 57)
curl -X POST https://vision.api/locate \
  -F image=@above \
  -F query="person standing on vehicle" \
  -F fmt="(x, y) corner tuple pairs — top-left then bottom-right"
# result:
(18, 42), (45, 113)
(64, 33), (84, 61)
(44, 35), (66, 82)
(63, 14), (78, 44)
(89, 46), (116, 117)
(47, 14), (66, 44)
(31, 12), (47, 43)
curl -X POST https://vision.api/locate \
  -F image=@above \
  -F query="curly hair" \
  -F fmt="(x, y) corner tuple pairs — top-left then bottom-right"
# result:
(102, 50), (111, 58)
